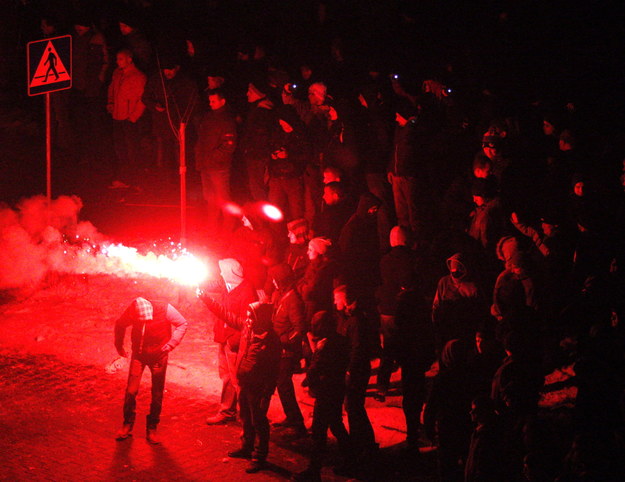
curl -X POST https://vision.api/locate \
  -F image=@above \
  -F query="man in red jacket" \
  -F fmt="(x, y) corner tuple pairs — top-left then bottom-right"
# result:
(114, 297), (188, 444)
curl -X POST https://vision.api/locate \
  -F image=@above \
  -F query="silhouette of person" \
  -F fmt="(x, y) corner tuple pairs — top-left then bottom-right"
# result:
(44, 47), (59, 82)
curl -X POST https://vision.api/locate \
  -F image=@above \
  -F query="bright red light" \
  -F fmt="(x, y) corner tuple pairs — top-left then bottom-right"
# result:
(261, 203), (283, 222)
(223, 202), (242, 217)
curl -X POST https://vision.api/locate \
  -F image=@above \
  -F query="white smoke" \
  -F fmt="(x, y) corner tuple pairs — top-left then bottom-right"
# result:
(0, 195), (209, 291)
(0, 195), (102, 289)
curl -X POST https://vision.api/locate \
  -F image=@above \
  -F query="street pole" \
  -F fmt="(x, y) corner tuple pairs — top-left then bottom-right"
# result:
(46, 92), (52, 224)
(179, 122), (187, 246)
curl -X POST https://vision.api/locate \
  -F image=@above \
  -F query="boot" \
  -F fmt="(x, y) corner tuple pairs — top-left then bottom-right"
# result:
(115, 423), (133, 440)
(146, 427), (161, 445)
(228, 447), (253, 459)
(245, 458), (267, 474)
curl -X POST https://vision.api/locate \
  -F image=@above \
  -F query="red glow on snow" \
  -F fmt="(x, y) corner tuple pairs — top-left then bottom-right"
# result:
(260, 203), (283, 222)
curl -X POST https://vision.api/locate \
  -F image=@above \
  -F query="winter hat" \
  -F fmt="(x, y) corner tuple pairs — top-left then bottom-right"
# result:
(118, 10), (140, 29)
(133, 297), (153, 321)
(287, 218), (309, 242)
(248, 301), (274, 334)
(159, 54), (180, 70)
(389, 226), (409, 247)
(308, 237), (332, 256)
(311, 310), (336, 339)
(219, 258), (244, 286)
(395, 99), (417, 120)
(269, 263), (295, 289)
(73, 12), (93, 28)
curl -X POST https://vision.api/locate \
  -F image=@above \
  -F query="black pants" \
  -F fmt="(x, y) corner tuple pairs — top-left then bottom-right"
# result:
(239, 384), (272, 461)
(399, 356), (427, 447)
(345, 362), (376, 451)
(310, 390), (351, 469)
(276, 351), (305, 425)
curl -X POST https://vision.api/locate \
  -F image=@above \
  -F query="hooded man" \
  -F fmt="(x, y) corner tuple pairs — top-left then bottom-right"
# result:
(375, 226), (418, 400)
(432, 253), (488, 351)
(114, 297), (188, 444)
(338, 191), (383, 343)
(200, 258), (257, 424)
(268, 263), (307, 436)
(200, 297), (281, 474)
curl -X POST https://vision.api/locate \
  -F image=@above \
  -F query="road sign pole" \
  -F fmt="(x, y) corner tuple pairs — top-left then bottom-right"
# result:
(46, 92), (52, 220)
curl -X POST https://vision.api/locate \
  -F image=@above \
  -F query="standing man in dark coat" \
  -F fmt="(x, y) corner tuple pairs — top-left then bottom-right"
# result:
(387, 101), (423, 237)
(200, 258), (257, 425)
(375, 226), (417, 401)
(294, 311), (351, 481)
(268, 263), (308, 436)
(142, 57), (198, 178)
(200, 297), (281, 474)
(114, 297), (188, 444)
(237, 78), (277, 201)
(311, 182), (354, 244)
(268, 106), (310, 222)
(195, 89), (237, 232)
(338, 192), (383, 350)
(333, 284), (378, 463)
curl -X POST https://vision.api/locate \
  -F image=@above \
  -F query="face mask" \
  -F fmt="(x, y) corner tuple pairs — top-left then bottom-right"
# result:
(451, 269), (465, 280)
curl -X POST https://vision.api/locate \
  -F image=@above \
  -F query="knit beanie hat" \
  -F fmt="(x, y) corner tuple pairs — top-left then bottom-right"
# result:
(133, 297), (153, 321)
(389, 226), (409, 247)
(218, 258), (244, 287)
(287, 218), (309, 242)
(308, 237), (332, 256)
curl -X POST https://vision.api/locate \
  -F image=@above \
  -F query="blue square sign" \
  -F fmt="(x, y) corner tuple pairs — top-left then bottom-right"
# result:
(27, 35), (72, 96)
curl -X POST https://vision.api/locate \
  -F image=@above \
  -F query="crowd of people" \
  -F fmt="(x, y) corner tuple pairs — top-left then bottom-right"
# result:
(17, 1), (625, 481)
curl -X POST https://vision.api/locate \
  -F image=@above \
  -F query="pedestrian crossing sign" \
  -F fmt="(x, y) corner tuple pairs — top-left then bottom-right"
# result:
(27, 35), (72, 96)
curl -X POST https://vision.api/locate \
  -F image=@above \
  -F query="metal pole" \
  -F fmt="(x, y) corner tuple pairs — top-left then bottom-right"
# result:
(46, 92), (52, 224)
(179, 122), (187, 246)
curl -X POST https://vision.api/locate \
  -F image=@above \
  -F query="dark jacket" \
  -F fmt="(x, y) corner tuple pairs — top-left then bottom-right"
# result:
(115, 300), (188, 358)
(269, 127), (310, 179)
(195, 105), (237, 172)
(237, 97), (276, 162)
(338, 192), (382, 291)
(142, 71), (198, 137)
(298, 255), (338, 319)
(271, 287), (306, 350)
(307, 333), (350, 399)
(378, 245), (417, 315)
(336, 305), (372, 375)
(202, 298), (281, 390)
(202, 278), (257, 350)
(312, 200), (354, 244)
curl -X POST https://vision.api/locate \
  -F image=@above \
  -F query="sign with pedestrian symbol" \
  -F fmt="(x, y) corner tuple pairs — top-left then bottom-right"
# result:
(27, 35), (72, 96)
